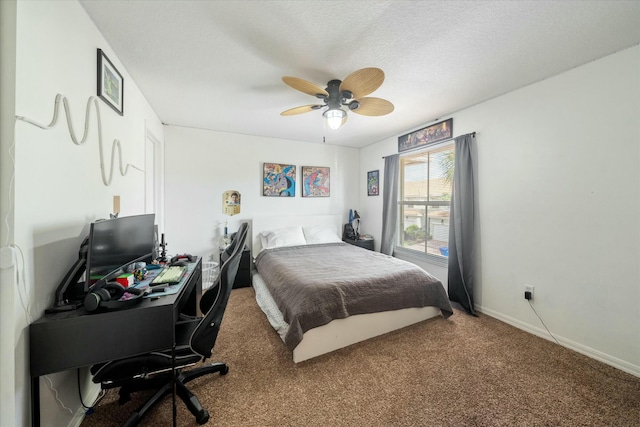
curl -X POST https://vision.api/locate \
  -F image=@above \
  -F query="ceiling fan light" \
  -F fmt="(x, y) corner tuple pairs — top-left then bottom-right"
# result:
(323, 108), (346, 131)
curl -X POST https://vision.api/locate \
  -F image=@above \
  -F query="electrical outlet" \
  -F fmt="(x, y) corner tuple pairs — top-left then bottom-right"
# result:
(524, 285), (534, 300)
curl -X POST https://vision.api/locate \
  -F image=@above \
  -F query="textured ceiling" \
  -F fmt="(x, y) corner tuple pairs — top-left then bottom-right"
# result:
(79, 0), (640, 148)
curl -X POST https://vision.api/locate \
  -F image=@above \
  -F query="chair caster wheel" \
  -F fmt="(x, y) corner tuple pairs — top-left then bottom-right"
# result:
(221, 365), (229, 375)
(196, 409), (209, 425)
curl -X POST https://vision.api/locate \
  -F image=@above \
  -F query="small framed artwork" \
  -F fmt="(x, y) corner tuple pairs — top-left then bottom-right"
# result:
(97, 49), (124, 116)
(263, 163), (296, 197)
(302, 166), (330, 197)
(398, 118), (452, 153)
(222, 190), (241, 216)
(367, 170), (379, 196)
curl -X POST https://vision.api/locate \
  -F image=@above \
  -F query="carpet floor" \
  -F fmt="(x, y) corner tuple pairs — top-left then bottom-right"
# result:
(82, 287), (640, 427)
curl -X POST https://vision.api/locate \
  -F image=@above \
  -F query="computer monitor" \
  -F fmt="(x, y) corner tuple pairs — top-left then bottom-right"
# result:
(85, 213), (156, 290)
(47, 213), (156, 313)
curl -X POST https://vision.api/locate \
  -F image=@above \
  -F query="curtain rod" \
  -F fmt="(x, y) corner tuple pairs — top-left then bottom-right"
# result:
(382, 131), (475, 159)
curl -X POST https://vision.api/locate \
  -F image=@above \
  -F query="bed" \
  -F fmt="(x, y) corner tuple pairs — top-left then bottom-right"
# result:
(251, 215), (453, 363)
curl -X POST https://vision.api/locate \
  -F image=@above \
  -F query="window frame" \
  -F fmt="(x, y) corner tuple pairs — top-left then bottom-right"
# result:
(394, 140), (454, 266)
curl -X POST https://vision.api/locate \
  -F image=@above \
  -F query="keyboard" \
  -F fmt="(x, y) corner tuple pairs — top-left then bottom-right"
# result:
(150, 266), (186, 285)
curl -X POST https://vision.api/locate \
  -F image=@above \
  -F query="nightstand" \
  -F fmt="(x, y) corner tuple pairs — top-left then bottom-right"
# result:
(220, 245), (252, 288)
(343, 238), (375, 251)
(233, 246), (252, 288)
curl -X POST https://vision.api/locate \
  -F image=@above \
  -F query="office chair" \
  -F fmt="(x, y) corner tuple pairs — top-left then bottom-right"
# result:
(91, 222), (249, 426)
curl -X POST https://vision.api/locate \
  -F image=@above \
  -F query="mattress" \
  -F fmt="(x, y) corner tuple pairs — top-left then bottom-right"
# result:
(254, 242), (453, 351)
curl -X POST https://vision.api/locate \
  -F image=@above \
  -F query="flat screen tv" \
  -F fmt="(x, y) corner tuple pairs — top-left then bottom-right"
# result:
(85, 213), (156, 289)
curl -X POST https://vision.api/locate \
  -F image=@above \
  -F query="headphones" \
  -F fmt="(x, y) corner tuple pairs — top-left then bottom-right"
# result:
(169, 253), (195, 265)
(83, 282), (144, 312)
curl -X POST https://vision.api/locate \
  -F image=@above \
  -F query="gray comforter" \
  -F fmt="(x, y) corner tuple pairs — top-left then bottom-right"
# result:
(254, 242), (453, 351)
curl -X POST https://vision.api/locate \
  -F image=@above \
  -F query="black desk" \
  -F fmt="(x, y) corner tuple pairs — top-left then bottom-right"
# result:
(29, 258), (202, 426)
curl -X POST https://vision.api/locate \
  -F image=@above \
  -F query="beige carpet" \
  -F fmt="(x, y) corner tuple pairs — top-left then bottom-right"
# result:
(82, 287), (640, 427)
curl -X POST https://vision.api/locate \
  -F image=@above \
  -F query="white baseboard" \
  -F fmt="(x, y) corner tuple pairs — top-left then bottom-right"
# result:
(476, 305), (640, 378)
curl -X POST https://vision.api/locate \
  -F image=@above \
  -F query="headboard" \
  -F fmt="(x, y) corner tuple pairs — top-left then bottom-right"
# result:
(252, 214), (342, 254)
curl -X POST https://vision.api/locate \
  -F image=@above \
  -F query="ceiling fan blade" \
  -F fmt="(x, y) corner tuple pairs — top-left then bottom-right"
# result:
(340, 68), (385, 98)
(282, 76), (329, 98)
(280, 105), (323, 116)
(351, 97), (395, 116)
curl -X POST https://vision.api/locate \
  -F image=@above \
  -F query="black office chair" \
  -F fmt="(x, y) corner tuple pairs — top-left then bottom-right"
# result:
(91, 222), (249, 426)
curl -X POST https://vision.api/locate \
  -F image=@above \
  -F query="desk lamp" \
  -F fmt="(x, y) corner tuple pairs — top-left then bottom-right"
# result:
(353, 210), (361, 238)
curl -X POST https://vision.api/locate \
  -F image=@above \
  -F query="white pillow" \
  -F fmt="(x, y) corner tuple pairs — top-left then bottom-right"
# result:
(302, 225), (341, 245)
(260, 226), (307, 250)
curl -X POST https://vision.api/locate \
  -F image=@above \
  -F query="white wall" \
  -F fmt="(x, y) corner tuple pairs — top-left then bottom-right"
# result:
(163, 126), (359, 260)
(2, 1), (163, 426)
(0, 2), (18, 426)
(360, 46), (640, 376)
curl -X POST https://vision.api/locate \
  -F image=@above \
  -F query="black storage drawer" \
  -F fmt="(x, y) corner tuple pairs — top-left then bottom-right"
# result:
(343, 238), (375, 251)
(232, 247), (251, 288)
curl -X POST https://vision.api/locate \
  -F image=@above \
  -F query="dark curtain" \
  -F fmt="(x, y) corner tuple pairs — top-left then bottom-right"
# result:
(448, 133), (476, 315)
(380, 154), (399, 255)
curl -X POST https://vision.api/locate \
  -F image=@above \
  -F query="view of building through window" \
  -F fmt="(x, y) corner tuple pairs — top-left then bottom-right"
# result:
(398, 144), (454, 257)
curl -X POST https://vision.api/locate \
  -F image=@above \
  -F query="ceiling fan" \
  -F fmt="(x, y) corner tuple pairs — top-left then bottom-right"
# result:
(280, 67), (394, 131)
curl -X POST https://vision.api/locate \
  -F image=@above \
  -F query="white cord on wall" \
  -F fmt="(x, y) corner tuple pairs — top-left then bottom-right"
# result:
(11, 244), (32, 325)
(43, 375), (73, 415)
(4, 92), (145, 249)
(15, 94), (143, 186)
(2, 122), (19, 248)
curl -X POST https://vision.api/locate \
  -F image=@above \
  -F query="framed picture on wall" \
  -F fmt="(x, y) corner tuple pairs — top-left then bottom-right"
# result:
(97, 49), (124, 116)
(398, 118), (452, 153)
(302, 166), (330, 197)
(222, 190), (241, 216)
(263, 163), (296, 197)
(367, 170), (379, 196)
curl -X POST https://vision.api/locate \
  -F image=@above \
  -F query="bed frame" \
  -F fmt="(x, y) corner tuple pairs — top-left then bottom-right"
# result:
(251, 214), (443, 363)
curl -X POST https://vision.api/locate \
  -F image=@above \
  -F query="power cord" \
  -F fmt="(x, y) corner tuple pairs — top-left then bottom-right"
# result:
(527, 300), (639, 384)
(77, 369), (106, 413)
(10, 244), (32, 324)
(2, 126), (31, 324)
(527, 299), (559, 345)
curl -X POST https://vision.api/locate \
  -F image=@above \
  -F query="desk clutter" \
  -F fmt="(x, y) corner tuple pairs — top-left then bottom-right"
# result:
(45, 214), (155, 313)
(43, 215), (199, 315)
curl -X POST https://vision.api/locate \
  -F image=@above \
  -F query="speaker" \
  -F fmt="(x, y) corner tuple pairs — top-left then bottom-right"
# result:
(84, 282), (144, 312)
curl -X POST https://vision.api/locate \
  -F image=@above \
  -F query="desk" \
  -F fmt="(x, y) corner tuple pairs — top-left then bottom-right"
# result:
(29, 258), (202, 426)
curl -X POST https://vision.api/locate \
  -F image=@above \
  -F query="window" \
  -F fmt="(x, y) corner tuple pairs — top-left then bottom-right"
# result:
(398, 143), (454, 258)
